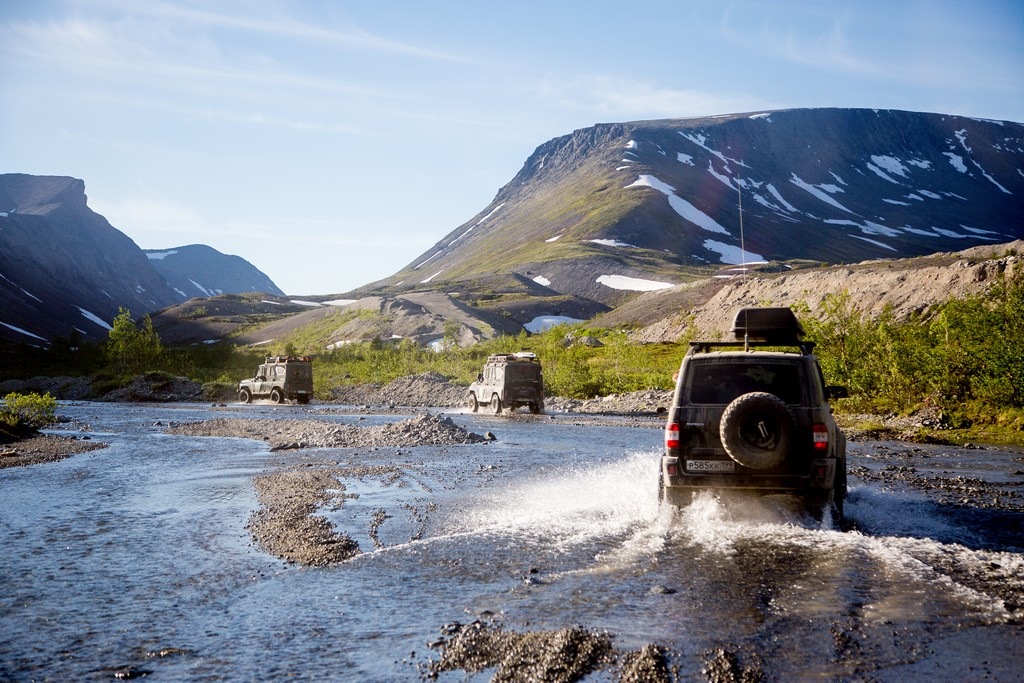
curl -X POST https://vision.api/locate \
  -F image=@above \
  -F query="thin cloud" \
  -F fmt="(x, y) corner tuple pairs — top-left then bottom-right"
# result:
(63, 0), (469, 62)
(532, 74), (768, 121)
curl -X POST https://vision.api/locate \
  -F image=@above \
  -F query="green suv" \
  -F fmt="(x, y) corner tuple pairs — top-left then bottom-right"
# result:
(661, 308), (848, 519)
(468, 352), (545, 414)
(238, 356), (314, 405)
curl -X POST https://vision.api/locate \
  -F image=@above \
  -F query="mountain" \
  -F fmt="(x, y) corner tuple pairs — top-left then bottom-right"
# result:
(370, 108), (1024, 307)
(144, 244), (284, 299)
(0, 174), (283, 349)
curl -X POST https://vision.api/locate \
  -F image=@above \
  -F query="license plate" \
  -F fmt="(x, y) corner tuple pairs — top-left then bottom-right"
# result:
(686, 459), (736, 473)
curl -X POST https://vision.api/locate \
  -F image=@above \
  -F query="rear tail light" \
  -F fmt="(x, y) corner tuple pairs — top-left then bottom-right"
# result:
(665, 423), (679, 449)
(812, 424), (829, 452)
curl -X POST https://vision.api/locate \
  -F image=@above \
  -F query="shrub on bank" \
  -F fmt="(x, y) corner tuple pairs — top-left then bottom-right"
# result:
(1, 391), (58, 439)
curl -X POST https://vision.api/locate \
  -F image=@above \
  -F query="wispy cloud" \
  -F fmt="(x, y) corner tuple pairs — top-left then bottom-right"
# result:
(531, 74), (769, 121)
(63, 0), (468, 61)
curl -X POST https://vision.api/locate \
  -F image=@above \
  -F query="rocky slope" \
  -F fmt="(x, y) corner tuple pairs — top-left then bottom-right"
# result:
(617, 240), (1024, 341)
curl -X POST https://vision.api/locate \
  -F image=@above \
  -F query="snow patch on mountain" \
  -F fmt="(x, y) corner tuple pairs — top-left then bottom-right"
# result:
(525, 315), (584, 332)
(78, 307), (112, 330)
(589, 239), (637, 248)
(1, 321), (47, 342)
(596, 274), (674, 291)
(703, 240), (766, 265)
(678, 131), (748, 169)
(789, 174), (856, 214)
(628, 175), (730, 235)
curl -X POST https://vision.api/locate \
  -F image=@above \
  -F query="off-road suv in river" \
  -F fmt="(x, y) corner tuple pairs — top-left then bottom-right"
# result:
(661, 308), (848, 519)
(468, 352), (545, 414)
(238, 356), (314, 405)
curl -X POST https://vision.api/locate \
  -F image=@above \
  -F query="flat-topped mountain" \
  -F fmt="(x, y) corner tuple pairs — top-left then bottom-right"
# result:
(369, 108), (1023, 307)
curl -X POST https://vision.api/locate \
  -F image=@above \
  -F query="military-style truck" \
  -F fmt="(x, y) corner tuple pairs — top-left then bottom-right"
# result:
(468, 352), (545, 414)
(238, 356), (314, 404)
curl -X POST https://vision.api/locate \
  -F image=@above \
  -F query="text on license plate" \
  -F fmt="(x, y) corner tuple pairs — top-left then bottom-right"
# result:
(686, 459), (736, 473)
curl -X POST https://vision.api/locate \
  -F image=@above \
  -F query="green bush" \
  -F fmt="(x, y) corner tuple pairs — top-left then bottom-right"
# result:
(800, 269), (1024, 429)
(1, 391), (58, 430)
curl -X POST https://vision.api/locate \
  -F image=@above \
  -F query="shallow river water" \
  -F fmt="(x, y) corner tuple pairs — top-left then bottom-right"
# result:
(1, 402), (1022, 681)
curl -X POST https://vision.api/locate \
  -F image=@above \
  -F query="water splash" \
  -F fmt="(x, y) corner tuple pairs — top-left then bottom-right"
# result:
(448, 449), (663, 547)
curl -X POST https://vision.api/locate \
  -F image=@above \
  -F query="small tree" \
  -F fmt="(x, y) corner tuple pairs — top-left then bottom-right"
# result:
(1, 391), (58, 433)
(105, 307), (164, 375)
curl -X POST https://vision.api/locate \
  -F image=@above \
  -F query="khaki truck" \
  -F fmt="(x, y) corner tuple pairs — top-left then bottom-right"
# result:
(468, 352), (545, 414)
(238, 356), (314, 404)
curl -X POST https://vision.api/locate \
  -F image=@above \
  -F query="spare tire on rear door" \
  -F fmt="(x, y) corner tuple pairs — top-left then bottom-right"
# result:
(720, 392), (794, 469)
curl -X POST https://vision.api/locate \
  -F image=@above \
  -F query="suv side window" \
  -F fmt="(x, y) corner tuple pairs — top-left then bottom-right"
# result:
(688, 362), (804, 405)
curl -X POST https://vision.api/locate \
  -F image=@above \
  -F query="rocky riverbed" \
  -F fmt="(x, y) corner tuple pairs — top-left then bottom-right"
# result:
(4, 394), (1022, 682)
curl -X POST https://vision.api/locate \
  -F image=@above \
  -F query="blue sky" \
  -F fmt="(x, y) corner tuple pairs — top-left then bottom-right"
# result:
(2, 1), (1022, 295)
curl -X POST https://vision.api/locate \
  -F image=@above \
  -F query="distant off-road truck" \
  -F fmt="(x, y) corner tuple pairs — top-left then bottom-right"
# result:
(238, 356), (313, 404)
(468, 352), (545, 414)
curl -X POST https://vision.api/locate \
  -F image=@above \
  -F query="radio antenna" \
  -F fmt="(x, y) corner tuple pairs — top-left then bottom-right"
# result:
(737, 173), (746, 283)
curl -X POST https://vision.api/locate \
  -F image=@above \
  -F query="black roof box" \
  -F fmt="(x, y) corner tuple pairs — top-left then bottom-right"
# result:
(731, 307), (804, 343)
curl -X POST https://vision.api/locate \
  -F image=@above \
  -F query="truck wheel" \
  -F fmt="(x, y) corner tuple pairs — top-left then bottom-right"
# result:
(271, 388), (284, 404)
(297, 395), (310, 405)
(468, 393), (479, 412)
(834, 461), (847, 520)
(490, 394), (502, 414)
(529, 402), (541, 414)
(720, 392), (794, 469)
(239, 388), (251, 404)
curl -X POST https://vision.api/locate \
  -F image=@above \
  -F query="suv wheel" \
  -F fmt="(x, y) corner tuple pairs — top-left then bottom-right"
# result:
(468, 393), (479, 413)
(239, 388), (251, 404)
(490, 394), (502, 414)
(720, 392), (795, 469)
(270, 388), (284, 404)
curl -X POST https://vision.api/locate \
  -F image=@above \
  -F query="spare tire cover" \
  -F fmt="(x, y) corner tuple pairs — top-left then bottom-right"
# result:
(720, 392), (795, 469)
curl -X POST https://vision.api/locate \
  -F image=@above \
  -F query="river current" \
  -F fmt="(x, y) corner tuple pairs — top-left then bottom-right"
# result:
(1, 402), (1021, 681)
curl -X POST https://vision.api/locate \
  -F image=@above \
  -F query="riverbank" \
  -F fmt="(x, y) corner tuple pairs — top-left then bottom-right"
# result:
(3, 369), (1017, 469)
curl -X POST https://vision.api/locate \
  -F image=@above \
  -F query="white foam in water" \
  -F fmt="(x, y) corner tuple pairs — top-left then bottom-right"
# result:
(671, 484), (1023, 622)
(401, 448), (1023, 623)
(450, 449), (663, 548)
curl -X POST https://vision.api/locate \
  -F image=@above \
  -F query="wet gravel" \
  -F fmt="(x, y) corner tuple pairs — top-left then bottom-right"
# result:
(0, 433), (105, 469)
(422, 618), (677, 683)
(165, 412), (490, 450)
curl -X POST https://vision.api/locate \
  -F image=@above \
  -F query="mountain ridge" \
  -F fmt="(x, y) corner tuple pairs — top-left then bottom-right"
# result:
(3, 108), (1022, 351)
(370, 108), (1023, 307)
(0, 173), (284, 348)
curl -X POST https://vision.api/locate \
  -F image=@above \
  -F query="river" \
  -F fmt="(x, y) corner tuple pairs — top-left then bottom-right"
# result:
(1, 402), (1021, 681)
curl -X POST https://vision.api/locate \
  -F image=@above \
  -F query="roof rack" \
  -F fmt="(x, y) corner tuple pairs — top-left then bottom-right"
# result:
(486, 352), (540, 364)
(264, 355), (312, 363)
(687, 339), (816, 355)
(688, 307), (815, 355)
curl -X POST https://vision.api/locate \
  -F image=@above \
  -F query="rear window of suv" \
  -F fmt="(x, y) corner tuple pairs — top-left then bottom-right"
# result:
(687, 362), (803, 405)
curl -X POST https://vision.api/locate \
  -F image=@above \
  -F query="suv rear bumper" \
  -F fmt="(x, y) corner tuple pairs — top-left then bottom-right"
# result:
(661, 455), (838, 499)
